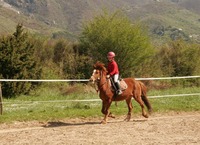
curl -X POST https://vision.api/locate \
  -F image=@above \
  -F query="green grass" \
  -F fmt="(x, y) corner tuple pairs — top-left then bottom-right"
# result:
(0, 85), (200, 123)
(148, 86), (200, 96)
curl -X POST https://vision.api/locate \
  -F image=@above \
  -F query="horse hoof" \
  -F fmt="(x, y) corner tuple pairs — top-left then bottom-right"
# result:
(143, 114), (149, 118)
(100, 120), (107, 124)
(124, 117), (131, 122)
(124, 118), (130, 122)
(148, 109), (153, 115)
(108, 114), (115, 118)
(124, 115), (131, 121)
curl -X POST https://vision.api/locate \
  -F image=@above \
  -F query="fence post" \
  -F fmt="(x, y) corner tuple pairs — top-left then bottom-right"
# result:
(0, 83), (3, 115)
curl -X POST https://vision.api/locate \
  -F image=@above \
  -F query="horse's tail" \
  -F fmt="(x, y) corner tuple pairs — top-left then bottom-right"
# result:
(139, 81), (152, 113)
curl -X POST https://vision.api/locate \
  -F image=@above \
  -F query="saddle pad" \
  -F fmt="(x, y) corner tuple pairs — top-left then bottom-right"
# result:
(108, 79), (128, 91)
(119, 79), (128, 91)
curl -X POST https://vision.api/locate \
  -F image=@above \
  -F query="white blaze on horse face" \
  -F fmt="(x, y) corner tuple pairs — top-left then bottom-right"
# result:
(90, 69), (97, 83)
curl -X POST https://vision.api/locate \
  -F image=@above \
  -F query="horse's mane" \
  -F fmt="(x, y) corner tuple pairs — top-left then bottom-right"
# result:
(93, 61), (107, 73)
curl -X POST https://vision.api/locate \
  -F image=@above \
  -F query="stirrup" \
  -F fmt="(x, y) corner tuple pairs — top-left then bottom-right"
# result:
(117, 90), (122, 95)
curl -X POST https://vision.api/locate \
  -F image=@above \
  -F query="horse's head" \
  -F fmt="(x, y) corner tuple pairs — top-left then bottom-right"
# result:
(89, 69), (101, 83)
(89, 61), (107, 83)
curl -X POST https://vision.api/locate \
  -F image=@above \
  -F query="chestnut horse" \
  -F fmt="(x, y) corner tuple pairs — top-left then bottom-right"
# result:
(89, 62), (152, 124)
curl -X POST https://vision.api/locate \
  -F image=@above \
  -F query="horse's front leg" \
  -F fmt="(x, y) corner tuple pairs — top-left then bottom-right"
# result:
(124, 98), (133, 121)
(101, 100), (112, 124)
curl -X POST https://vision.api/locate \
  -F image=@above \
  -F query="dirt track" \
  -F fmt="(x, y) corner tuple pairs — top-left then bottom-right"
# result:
(0, 112), (200, 145)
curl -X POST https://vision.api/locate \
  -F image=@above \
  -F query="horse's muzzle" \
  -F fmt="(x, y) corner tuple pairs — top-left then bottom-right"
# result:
(89, 76), (95, 83)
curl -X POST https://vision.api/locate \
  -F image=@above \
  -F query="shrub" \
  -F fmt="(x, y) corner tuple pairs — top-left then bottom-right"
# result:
(0, 24), (41, 98)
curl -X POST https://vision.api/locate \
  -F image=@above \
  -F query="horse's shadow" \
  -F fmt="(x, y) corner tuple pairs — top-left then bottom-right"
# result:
(43, 121), (100, 128)
(43, 118), (147, 128)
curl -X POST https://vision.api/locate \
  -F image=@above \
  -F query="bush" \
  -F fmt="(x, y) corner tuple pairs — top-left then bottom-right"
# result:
(79, 10), (155, 77)
(157, 39), (200, 76)
(0, 24), (42, 98)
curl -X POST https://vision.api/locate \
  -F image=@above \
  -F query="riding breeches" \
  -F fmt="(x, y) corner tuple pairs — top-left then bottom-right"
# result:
(113, 74), (120, 83)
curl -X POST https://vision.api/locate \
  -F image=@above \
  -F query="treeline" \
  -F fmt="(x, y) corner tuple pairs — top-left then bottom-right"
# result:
(1, 11), (200, 98)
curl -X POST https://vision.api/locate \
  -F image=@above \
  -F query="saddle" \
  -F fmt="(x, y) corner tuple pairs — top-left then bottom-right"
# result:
(109, 78), (128, 92)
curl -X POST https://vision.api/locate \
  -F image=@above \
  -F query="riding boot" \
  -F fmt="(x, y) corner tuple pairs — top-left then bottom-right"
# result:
(115, 82), (122, 95)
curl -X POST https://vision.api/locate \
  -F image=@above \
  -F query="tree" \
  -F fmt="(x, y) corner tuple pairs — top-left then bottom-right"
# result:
(79, 11), (155, 77)
(157, 39), (200, 76)
(52, 39), (92, 79)
(0, 24), (41, 97)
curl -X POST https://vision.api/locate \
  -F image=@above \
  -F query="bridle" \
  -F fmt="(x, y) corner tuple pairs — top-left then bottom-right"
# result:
(92, 69), (108, 92)
(91, 69), (117, 105)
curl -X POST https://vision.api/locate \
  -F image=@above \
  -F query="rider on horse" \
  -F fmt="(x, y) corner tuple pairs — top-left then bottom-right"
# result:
(107, 51), (122, 95)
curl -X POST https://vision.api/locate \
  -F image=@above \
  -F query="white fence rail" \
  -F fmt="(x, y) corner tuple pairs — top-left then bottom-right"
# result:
(136, 76), (200, 80)
(1, 75), (200, 82)
(0, 79), (89, 82)
(1, 76), (200, 114)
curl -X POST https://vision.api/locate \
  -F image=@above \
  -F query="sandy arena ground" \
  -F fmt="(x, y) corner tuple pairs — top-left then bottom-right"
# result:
(0, 111), (199, 145)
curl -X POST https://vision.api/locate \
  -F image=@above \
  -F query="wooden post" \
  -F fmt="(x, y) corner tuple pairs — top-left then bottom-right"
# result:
(0, 83), (3, 115)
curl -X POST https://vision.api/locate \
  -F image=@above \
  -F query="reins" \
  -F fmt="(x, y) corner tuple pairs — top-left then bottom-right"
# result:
(92, 68), (117, 106)
(95, 70), (108, 93)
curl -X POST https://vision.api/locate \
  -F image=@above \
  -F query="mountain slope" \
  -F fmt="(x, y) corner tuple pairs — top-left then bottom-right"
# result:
(126, 1), (200, 39)
(0, 0), (200, 41)
(0, 1), (62, 36)
(176, 0), (200, 15)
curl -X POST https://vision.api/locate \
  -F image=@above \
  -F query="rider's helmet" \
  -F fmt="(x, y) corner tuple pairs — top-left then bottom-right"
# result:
(107, 51), (115, 58)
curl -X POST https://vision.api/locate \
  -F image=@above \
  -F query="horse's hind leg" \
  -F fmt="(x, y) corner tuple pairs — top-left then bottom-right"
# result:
(124, 98), (133, 121)
(133, 96), (148, 118)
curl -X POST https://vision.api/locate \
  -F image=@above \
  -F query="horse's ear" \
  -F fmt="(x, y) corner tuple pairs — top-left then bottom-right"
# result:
(98, 61), (105, 67)
(94, 61), (101, 69)
(96, 61), (101, 65)
(93, 61), (106, 71)
(93, 61), (100, 69)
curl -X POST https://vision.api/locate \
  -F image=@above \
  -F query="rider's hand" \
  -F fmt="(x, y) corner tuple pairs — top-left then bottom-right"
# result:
(106, 75), (110, 79)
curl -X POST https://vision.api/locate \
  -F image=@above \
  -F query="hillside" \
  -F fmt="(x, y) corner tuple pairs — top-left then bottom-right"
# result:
(177, 0), (200, 15)
(0, 1), (62, 36)
(0, 0), (200, 41)
(125, 1), (200, 42)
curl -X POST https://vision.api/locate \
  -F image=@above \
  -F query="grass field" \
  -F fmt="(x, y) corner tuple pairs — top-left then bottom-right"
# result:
(0, 83), (200, 123)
